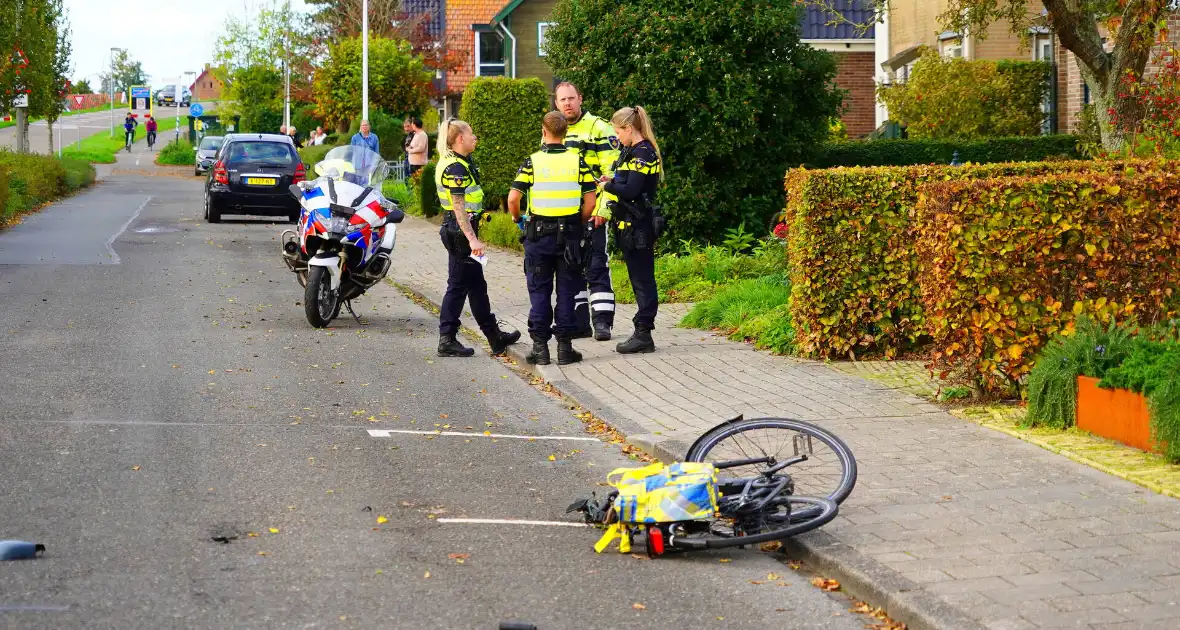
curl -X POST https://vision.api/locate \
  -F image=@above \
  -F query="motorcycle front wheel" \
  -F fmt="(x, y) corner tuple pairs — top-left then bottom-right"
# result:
(304, 266), (339, 328)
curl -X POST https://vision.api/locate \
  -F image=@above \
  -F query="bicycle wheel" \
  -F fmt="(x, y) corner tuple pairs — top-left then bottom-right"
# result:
(663, 495), (839, 550)
(686, 417), (857, 512)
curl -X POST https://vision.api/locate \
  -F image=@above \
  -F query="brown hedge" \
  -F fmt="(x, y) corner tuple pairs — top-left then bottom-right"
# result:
(915, 170), (1180, 390)
(784, 160), (1171, 359)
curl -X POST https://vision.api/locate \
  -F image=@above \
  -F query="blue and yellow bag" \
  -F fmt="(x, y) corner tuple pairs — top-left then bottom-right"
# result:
(594, 462), (719, 553)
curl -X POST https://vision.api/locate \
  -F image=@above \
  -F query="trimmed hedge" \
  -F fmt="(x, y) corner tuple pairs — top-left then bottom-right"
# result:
(418, 161), (441, 218)
(805, 135), (1082, 169)
(915, 170), (1180, 390)
(784, 159), (1170, 361)
(459, 77), (550, 209)
(0, 150), (95, 225)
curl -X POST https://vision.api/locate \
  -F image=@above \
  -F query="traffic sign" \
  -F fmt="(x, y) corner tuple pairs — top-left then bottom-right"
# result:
(13, 94), (28, 108)
(189, 103), (204, 117)
(72, 95), (84, 108)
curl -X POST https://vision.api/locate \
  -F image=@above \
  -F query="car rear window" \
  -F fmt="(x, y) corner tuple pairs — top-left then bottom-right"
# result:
(224, 141), (295, 165)
(199, 137), (223, 150)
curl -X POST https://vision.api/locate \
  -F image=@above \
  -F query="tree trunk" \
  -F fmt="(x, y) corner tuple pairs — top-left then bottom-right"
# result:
(47, 118), (55, 155)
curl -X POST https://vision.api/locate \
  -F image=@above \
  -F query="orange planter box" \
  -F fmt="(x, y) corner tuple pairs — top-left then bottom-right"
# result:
(1076, 375), (1157, 453)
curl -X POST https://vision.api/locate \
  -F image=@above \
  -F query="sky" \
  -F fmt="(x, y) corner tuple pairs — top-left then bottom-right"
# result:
(64, 0), (309, 90)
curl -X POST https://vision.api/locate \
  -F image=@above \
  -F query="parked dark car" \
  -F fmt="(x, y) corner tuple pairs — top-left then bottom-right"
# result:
(203, 133), (305, 223)
(194, 135), (224, 176)
(155, 86), (191, 107)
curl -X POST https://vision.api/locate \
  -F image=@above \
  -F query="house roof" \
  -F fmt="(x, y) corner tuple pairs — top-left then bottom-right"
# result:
(444, 0), (509, 93)
(189, 66), (221, 91)
(802, 1), (876, 40)
(491, 0), (525, 24)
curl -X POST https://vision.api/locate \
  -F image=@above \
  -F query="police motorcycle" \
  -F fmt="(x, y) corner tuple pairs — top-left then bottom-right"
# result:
(280, 145), (405, 328)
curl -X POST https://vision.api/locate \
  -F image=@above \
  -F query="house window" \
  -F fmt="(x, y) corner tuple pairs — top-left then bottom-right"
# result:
(476, 31), (505, 77)
(940, 39), (963, 59)
(537, 22), (553, 57)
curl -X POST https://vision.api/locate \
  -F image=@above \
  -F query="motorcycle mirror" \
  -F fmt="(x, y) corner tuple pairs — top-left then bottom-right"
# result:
(288, 184), (303, 200)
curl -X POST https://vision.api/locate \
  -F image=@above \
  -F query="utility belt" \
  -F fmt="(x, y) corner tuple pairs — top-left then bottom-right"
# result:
(440, 213), (480, 258)
(524, 214), (584, 270)
(610, 196), (665, 252)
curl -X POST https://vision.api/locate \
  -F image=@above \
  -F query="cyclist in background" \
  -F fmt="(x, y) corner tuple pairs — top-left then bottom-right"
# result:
(145, 115), (158, 149)
(123, 113), (138, 152)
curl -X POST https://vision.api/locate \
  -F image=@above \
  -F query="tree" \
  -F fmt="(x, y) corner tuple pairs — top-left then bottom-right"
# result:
(214, 2), (311, 131)
(804, 0), (1180, 150)
(72, 78), (91, 94)
(99, 49), (148, 96)
(36, 2), (72, 153)
(1, 0), (66, 153)
(312, 35), (432, 131)
(545, 0), (843, 243)
(305, 0), (403, 39)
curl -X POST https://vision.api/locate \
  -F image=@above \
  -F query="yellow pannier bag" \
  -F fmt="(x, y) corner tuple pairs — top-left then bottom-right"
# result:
(593, 462), (719, 553)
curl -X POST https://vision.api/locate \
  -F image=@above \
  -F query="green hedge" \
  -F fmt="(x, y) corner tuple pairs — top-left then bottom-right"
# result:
(418, 161), (441, 218)
(784, 159), (1172, 362)
(805, 135), (1082, 169)
(478, 211), (523, 252)
(0, 149), (94, 224)
(459, 77), (550, 209)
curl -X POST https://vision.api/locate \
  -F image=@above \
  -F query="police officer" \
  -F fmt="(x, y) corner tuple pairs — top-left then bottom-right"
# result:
(555, 82), (620, 341)
(604, 106), (664, 354)
(434, 118), (521, 358)
(507, 111), (598, 365)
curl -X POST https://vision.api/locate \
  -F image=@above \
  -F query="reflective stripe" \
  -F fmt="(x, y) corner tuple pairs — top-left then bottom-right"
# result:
(590, 292), (614, 302)
(592, 303), (616, 312)
(435, 155), (485, 215)
(531, 198), (580, 209)
(532, 181), (581, 192)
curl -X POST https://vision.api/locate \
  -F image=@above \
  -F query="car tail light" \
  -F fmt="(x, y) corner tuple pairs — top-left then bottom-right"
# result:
(213, 160), (228, 185)
(293, 162), (306, 184)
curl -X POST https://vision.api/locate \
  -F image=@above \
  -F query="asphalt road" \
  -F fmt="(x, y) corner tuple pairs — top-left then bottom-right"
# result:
(0, 160), (867, 629)
(0, 101), (213, 153)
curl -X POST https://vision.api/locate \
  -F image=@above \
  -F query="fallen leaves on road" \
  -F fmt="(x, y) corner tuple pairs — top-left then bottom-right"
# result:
(129, 465), (141, 471)
(247, 532), (258, 537)
(631, 603), (646, 611)
(787, 559), (802, 570)
(448, 553), (469, 564)
(718, 558), (732, 563)
(810, 577), (841, 592)
(749, 580), (765, 585)
(377, 516), (388, 524)
(851, 601), (907, 630)
(767, 572), (782, 580)
(257, 551), (268, 556)
(268, 528), (280, 534)
(548, 455), (556, 461)
(760, 540), (783, 552)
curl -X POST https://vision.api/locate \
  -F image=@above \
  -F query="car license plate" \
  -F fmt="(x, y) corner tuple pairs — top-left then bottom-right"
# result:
(245, 177), (277, 186)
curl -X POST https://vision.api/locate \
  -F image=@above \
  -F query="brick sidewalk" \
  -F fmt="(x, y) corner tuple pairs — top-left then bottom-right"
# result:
(384, 216), (1180, 630)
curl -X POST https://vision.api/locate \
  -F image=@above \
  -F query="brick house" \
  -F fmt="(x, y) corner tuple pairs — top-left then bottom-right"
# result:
(802, 2), (878, 138)
(189, 64), (225, 102)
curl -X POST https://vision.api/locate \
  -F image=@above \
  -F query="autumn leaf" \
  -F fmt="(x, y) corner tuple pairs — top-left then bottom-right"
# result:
(767, 572), (782, 580)
(759, 540), (783, 552)
(423, 570), (431, 579)
(718, 558), (732, 563)
(749, 580), (766, 585)
(130, 465), (141, 471)
(632, 603), (646, 610)
(377, 516), (388, 524)
(810, 577), (841, 592)
(439, 413), (448, 419)
(448, 553), (469, 564)
(257, 551), (268, 556)
(269, 527), (280, 534)
(548, 455), (556, 461)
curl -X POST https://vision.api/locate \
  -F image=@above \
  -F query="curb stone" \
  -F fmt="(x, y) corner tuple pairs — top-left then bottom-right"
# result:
(388, 277), (982, 630)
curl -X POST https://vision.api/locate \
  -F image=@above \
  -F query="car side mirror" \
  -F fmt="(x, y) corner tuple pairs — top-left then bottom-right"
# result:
(289, 184), (303, 200)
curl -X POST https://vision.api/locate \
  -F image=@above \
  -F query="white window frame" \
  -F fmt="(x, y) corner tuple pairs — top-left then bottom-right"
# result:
(475, 31), (506, 77)
(537, 22), (553, 57)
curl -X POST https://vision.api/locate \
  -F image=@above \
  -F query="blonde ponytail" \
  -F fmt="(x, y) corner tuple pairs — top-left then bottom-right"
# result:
(437, 118), (472, 159)
(611, 106), (664, 182)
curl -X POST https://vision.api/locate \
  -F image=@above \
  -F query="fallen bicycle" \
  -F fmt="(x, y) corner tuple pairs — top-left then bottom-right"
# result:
(568, 415), (857, 557)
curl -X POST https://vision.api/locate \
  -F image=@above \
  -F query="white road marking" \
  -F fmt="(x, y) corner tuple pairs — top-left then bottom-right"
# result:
(105, 196), (152, 263)
(367, 429), (599, 442)
(436, 518), (590, 528)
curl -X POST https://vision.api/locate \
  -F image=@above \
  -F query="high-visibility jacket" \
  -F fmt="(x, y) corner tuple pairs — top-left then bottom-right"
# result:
(435, 153), (484, 214)
(528, 150), (582, 217)
(565, 112), (619, 219)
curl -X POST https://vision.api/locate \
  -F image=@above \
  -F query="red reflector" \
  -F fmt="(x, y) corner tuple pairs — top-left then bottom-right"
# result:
(294, 163), (306, 184)
(649, 526), (664, 555)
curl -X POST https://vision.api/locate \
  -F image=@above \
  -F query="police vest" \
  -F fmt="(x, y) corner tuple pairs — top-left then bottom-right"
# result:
(565, 113), (618, 178)
(528, 150), (582, 217)
(435, 154), (484, 214)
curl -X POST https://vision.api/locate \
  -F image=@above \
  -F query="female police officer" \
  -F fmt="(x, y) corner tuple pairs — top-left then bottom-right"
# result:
(603, 106), (663, 354)
(434, 118), (521, 357)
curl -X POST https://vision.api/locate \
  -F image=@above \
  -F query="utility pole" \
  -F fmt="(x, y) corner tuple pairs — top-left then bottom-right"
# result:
(362, 0), (369, 122)
(283, 0), (291, 130)
(109, 47), (120, 138)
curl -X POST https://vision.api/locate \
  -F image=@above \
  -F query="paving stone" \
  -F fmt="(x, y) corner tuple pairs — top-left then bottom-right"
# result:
(981, 582), (1081, 604)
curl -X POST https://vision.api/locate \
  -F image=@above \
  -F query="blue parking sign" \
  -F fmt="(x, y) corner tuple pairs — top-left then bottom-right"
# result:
(189, 103), (203, 117)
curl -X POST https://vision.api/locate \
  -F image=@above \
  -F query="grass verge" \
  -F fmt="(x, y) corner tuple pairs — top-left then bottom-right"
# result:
(680, 275), (795, 354)
(155, 138), (194, 165)
(62, 115), (181, 164)
(0, 104), (113, 130)
(612, 243), (787, 304)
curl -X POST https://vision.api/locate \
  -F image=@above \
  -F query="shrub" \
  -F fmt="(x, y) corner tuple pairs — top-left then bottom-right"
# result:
(915, 170), (1180, 392)
(292, 104), (321, 137)
(681, 276), (794, 354)
(784, 159), (1170, 361)
(156, 139), (195, 165)
(1098, 332), (1180, 461)
(805, 135), (1082, 169)
(478, 212), (523, 252)
(298, 143), (335, 167)
(418, 161), (441, 218)
(545, 0), (842, 245)
(459, 77), (550, 209)
(878, 49), (1050, 139)
(381, 179), (414, 210)
(0, 150), (89, 223)
(0, 166), (8, 221)
(611, 242), (787, 304)
(61, 158), (95, 191)
(1025, 317), (1138, 428)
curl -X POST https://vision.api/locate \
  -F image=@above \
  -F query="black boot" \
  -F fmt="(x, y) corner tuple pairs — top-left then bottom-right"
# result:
(557, 339), (583, 365)
(482, 324), (521, 355)
(616, 328), (655, 354)
(593, 321), (612, 342)
(437, 334), (474, 357)
(526, 339), (551, 365)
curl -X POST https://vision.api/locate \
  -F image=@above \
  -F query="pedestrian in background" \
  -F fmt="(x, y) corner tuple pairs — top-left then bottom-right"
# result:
(351, 119), (379, 155)
(434, 118), (521, 358)
(507, 111), (598, 366)
(604, 106), (664, 354)
(406, 116), (429, 175)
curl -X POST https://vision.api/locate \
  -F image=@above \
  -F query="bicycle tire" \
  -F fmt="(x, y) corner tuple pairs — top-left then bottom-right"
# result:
(666, 496), (838, 550)
(686, 417), (857, 514)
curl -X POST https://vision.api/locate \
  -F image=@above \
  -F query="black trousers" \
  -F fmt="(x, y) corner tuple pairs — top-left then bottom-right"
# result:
(574, 223), (615, 329)
(439, 254), (497, 336)
(525, 230), (582, 341)
(622, 246), (658, 331)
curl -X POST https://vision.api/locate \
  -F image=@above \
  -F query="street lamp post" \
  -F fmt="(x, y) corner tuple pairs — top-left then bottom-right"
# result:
(283, 0), (291, 131)
(109, 47), (121, 138)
